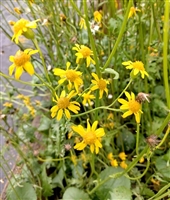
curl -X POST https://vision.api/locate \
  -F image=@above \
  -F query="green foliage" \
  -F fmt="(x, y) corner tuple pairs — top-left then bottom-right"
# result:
(7, 182), (37, 200)
(41, 165), (54, 197)
(63, 187), (90, 200)
(1, 0), (170, 199)
(95, 167), (131, 200)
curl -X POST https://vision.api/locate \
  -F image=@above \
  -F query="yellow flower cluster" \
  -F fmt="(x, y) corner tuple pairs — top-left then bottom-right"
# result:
(17, 94), (36, 117)
(107, 152), (128, 169)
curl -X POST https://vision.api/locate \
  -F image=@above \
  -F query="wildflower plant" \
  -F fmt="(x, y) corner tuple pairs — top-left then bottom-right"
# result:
(0, 0), (170, 200)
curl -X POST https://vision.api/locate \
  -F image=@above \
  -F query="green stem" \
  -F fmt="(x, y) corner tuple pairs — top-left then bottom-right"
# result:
(163, 0), (170, 108)
(0, 162), (22, 200)
(34, 73), (55, 95)
(136, 123), (140, 155)
(156, 125), (170, 149)
(103, 0), (132, 71)
(33, 39), (51, 83)
(70, 0), (83, 17)
(125, 156), (151, 180)
(155, 112), (170, 136)
(89, 147), (148, 195)
(0, 72), (44, 87)
(108, 79), (133, 108)
(72, 106), (121, 118)
(83, 0), (100, 76)
(148, 182), (170, 200)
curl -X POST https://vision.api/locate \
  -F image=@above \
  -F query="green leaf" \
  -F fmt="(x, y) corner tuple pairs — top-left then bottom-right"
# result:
(41, 165), (53, 197)
(52, 168), (64, 189)
(63, 187), (90, 200)
(116, 129), (135, 151)
(155, 156), (170, 179)
(141, 187), (155, 197)
(164, 149), (170, 161)
(110, 186), (132, 200)
(103, 68), (119, 79)
(95, 167), (131, 200)
(7, 182), (37, 200)
(38, 115), (51, 131)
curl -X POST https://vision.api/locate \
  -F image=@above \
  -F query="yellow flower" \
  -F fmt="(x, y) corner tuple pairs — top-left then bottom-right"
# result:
(60, 13), (66, 22)
(51, 90), (80, 121)
(122, 61), (148, 79)
(9, 49), (38, 80)
(91, 73), (109, 99)
(93, 11), (102, 23)
(70, 155), (77, 166)
(120, 161), (128, 169)
(118, 91), (143, 123)
(107, 152), (114, 160)
(72, 119), (105, 154)
(139, 157), (145, 163)
(12, 18), (39, 44)
(119, 152), (127, 161)
(14, 7), (23, 15)
(72, 44), (95, 67)
(53, 62), (83, 93)
(79, 18), (87, 29)
(107, 113), (114, 120)
(82, 91), (95, 105)
(151, 178), (160, 186)
(3, 102), (13, 107)
(111, 159), (118, 167)
(128, 7), (141, 19)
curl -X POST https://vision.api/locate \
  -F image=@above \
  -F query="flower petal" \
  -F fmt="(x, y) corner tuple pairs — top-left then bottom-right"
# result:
(53, 68), (65, 76)
(23, 62), (34, 75)
(122, 110), (133, 118)
(118, 98), (128, 105)
(74, 141), (87, 150)
(9, 64), (15, 76)
(72, 125), (86, 137)
(64, 109), (71, 119)
(57, 109), (63, 120)
(90, 144), (95, 153)
(92, 121), (98, 131)
(95, 128), (105, 137)
(91, 73), (99, 81)
(15, 67), (23, 79)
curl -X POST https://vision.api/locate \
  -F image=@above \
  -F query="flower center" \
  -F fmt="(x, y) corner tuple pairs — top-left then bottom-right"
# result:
(66, 70), (78, 82)
(84, 131), (96, 144)
(13, 19), (29, 34)
(14, 51), (30, 66)
(79, 46), (91, 58)
(57, 97), (70, 109)
(132, 61), (144, 71)
(98, 79), (106, 90)
(128, 100), (141, 113)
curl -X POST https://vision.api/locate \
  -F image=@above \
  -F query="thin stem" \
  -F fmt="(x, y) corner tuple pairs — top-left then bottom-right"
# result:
(72, 106), (121, 118)
(136, 123), (140, 155)
(108, 79), (133, 108)
(33, 39), (51, 83)
(148, 182), (170, 200)
(0, 72), (45, 87)
(103, 0), (132, 71)
(83, 0), (100, 76)
(163, 0), (170, 108)
(125, 156), (151, 180)
(156, 125), (170, 149)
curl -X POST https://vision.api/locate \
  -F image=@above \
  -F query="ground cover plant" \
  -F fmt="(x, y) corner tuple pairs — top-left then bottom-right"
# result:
(0, 0), (170, 199)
